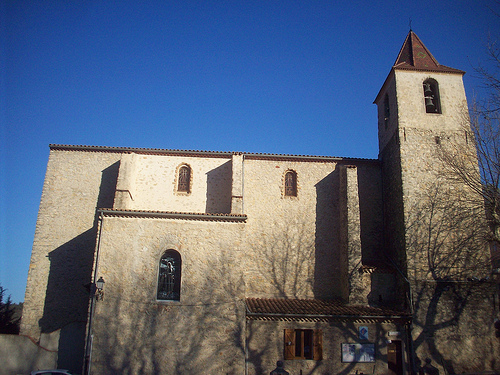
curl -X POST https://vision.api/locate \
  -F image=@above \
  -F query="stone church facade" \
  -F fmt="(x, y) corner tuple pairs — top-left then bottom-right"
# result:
(21, 32), (499, 374)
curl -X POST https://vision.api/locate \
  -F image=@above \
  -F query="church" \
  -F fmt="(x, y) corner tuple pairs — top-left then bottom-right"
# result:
(21, 31), (500, 375)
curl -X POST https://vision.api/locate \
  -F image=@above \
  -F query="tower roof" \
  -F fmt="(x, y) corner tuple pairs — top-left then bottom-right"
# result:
(393, 31), (464, 74)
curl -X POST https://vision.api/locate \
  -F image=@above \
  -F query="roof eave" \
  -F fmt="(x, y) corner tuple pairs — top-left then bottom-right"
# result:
(49, 144), (379, 164)
(246, 311), (411, 322)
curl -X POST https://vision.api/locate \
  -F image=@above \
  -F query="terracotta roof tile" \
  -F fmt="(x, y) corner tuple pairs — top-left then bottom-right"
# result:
(393, 31), (464, 74)
(49, 144), (378, 163)
(246, 298), (409, 321)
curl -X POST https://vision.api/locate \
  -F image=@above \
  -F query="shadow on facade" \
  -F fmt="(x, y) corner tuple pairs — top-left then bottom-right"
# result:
(314, 169), (340, 299)
(401, 186), (496, 373)
(93, 250), (246, 374)
(330, 320), (391, 375)
(39, 161), (119, 373)
(205, 161), (232, 213)
(356, 164), (384, 266)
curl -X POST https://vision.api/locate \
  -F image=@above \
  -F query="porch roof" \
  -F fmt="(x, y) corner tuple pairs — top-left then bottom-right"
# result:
(245, 298), (410, 322)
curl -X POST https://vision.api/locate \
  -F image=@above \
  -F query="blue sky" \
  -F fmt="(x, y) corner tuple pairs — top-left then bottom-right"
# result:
(1, 0), (499, 303)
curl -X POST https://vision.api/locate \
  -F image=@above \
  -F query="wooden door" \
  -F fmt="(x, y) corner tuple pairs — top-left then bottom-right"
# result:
(388, 340), (403, 375)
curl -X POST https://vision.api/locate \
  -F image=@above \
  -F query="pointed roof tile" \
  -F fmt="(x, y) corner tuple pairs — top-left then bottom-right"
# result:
(393, 31), (464, 74)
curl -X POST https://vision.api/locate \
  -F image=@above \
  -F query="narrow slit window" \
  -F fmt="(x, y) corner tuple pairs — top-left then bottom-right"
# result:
(178, 165), (191, 193)
(284, 171), (297, 197)
(384, 94), (390, 129)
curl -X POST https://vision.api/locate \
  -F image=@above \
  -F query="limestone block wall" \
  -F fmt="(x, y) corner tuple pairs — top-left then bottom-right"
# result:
(375, 66), (498, 373)
(241, 157), (382, 302)
(0, 332), (59, 375)
(397, 127), (489, 283)
(24, 146), (386, 374)
(411, 281), (499, 374)
(339, 165), (365, 303)
(394, 70), (468, 132)
(24, 147), (385, 339)
(113, 153), (137, 209)
(356, 162), (384, 265)
(21, 148), (123, 374)
(231, 153), (244, 214)
(22, 149), (121, 339)
(376, 68), (480, 294)
(114, 153), (232, 214)
(376, 73), (399, 153)
(90, 215), (246, 374)
(242, 158), (339, 300)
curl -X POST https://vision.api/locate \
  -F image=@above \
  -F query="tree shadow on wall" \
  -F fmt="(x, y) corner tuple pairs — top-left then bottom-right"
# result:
(206, 161), (232, 214)
(330, 321), (391, 375)
(93, 250), (247, 375)
(38, 161), (119, 374)
(404, 186), (497, 374)
(248, 217), (316, 299)
(243, 209), (393, 375)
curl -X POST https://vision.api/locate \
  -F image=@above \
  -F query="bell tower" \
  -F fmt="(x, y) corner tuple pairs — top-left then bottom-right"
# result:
(373, 32), (500, 372)
(374, 31), (471, 293)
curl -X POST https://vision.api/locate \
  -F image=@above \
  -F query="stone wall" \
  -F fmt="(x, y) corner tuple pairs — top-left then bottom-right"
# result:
(375, 65), (500, 373)
(90, 215), (246, 374)
(85, 150), (385, 373)
(23, 146), (388, 374)
(114, 153), (232, 213)
(0, 332), (58, 375)
(410, 280), (499, 374)
(21, 149), (121, 373)
(246, 319), (406, 375)
(22, 150), (121, 339)
(241, 158), (382, 301)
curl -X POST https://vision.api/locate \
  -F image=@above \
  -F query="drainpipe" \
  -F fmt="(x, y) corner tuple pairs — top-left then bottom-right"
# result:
(83, 212), (105, 375)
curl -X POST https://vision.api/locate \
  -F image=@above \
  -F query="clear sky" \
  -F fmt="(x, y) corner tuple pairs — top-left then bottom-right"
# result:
(1, 0), (499, 303)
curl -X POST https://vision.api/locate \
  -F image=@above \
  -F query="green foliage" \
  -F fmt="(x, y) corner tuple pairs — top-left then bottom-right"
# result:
(0, 285), (21, 334)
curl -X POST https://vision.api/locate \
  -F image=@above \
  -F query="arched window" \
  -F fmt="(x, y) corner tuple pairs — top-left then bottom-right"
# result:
(157, 250), (181, 301)
(284, 170), (297, 197)
(423, 79), (441, 114)
(177, 165), (191, 193)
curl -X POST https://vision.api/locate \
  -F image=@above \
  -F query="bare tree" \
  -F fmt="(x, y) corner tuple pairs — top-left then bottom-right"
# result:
(404, 186), (498, 374)
(438, 38), (500, 247)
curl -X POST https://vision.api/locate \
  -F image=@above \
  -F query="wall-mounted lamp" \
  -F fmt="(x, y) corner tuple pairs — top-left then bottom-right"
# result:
(96, 276), (105, 301)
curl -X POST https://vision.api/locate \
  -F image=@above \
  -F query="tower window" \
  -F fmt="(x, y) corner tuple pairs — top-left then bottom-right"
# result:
(284, 170), (297, 197)
(177, 164), (191, 193)
(423, 79), (441, 114)
(384, 94), (390, 129)
(157, 250), (181, 301)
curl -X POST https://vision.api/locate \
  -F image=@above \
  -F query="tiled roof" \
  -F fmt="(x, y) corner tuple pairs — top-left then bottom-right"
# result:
(246, 298), (409, 322)
(393, 31), (464, 74)
(49, 144), (378, 163)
